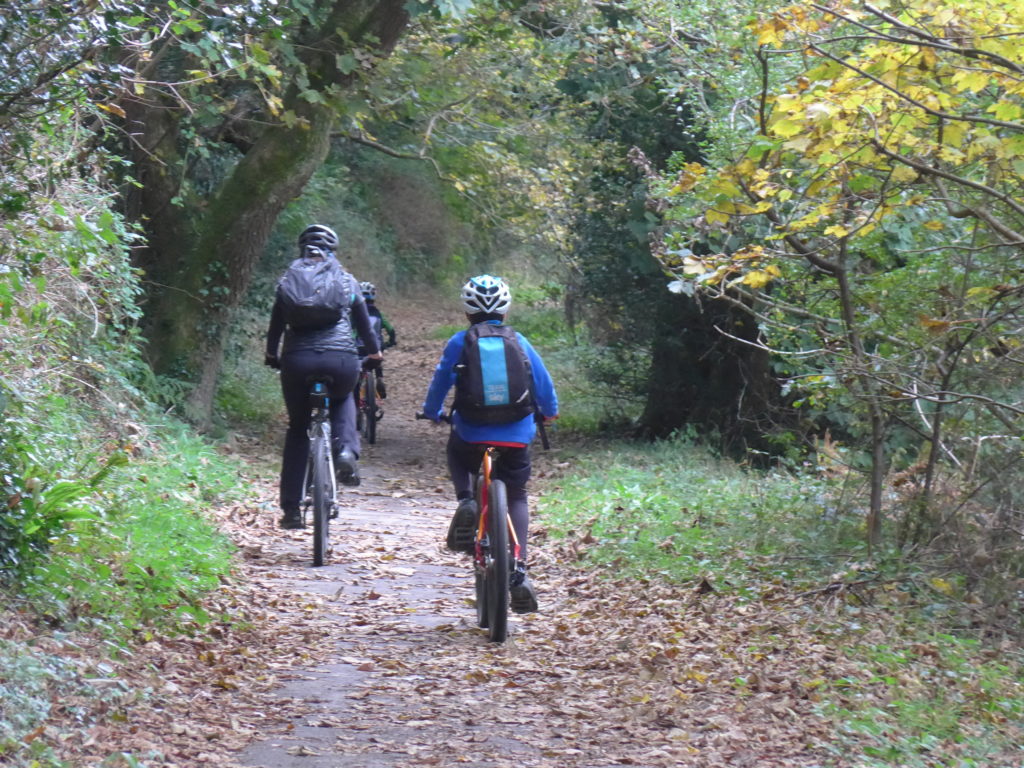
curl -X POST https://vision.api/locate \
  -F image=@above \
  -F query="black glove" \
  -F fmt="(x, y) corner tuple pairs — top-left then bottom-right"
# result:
(362, 356), (382, 371)
(264, 354), (280, 370)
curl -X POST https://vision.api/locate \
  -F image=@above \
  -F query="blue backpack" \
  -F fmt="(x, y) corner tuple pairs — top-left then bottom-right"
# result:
(454, 323), (534, 424)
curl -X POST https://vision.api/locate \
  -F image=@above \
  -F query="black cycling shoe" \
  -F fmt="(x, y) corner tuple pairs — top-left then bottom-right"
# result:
(279, 509), (304, 530)
(510, 563), (538, 614)
(446, 498), (478, 553)
(335, 449), (360, 487)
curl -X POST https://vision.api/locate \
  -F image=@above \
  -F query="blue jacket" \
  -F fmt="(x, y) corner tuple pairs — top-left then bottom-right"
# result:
(422, 321), (558, 446)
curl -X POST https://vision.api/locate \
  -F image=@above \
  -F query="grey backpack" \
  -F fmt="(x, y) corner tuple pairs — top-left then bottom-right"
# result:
(276, 253), (350, 330)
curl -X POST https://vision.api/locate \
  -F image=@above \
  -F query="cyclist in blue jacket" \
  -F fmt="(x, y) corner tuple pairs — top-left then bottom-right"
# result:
(421, 275), (558, 613)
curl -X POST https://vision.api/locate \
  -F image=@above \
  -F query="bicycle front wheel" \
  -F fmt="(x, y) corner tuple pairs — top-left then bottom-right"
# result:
(485, 479), (510, 642)
(362, 369), (377, 444)
(355, 373), (365, 433)
(310, 428), (332, 567)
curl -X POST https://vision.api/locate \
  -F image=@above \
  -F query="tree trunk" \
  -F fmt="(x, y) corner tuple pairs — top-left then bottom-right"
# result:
(834, 250), (888, 550)
(180, 103), (336, 425)
(133, 0), (412, 428)
(639, 294), (781, 455)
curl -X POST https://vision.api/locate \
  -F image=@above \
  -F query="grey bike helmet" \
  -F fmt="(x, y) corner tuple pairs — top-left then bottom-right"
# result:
(360, 281), (377, 301)
(298, 224), (339, 253)
(461, 274), (511, 315)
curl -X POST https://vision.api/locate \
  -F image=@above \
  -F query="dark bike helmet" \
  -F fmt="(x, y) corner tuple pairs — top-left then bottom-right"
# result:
(359, 281), (376, 301)
(461, 274), (511, 315)
(297, 224), (339, 253)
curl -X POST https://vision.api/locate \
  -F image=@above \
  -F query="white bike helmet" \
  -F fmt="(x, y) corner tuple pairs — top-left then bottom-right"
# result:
(461, 274), (511, 315)
(359, 281), (376, 301)
(297, 224), (339, 253)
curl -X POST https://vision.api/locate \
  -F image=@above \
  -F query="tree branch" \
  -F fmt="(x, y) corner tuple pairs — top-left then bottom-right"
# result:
(860, 3), (1024, 75)
(332, 130), (443, 177)
(809, 43), (1024, 134)
(869, 140), (1024, 241)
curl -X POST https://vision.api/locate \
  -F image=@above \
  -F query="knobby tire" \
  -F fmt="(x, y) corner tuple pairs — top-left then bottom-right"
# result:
(485, 479), (510, 642)
(473, 475), (489, 629)
(311, 428), (332, 567)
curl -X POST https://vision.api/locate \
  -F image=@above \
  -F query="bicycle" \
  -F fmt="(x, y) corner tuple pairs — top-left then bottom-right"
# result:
(355, 365), (380, 445)
(416, 412), (521, 643)
(302, 377), (338, 567)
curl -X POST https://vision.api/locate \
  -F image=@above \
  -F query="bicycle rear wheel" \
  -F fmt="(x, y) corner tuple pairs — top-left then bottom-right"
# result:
(310, 427), (332, 567)
(362, 369), (377, 444)
(485, 479), (510, 642)
(354, 376), (366, 436)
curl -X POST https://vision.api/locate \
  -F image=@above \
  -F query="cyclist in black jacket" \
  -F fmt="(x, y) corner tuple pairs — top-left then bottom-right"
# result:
(357, 281), (396, 398)
(265, 225), (381, 529)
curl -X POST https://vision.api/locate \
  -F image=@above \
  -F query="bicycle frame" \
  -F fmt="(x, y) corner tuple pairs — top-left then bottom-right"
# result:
(302, 382), (336, 503)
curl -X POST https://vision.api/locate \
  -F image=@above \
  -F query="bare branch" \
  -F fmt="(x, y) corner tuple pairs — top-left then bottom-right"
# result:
(332, 130), (443, 177)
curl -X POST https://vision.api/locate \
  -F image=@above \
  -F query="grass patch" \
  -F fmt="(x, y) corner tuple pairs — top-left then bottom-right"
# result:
(430, 323), (464, 341)
(538, 437), (852, 594)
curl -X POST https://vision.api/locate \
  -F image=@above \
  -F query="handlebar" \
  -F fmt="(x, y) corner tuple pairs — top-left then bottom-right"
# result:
(416, 410), (550, 450)
(415, 411), (451, 423)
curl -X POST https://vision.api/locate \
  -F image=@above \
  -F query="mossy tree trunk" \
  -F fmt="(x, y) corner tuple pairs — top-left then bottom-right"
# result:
(132, 0), (412, 428)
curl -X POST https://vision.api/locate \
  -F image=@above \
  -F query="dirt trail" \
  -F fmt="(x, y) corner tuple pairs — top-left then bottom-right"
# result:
(236, 305), (560, 767)
(221, 302), (838, 768)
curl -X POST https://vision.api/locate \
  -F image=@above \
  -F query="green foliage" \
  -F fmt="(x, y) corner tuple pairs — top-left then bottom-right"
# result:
(20, 423), (237, 634)
(217, 354), (283, 428)
(541, 338), (648, 435)
(0, 124), (238, 637)
(216, 300), (283, 430)
(274, 147), (462, 292)
(649, 0), (1024, 553)
(0, 398), (126, 577)
(2, 382), (237, 637)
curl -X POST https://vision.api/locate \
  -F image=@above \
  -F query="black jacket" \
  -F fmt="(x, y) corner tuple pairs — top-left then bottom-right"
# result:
(265, 267), (379, 358)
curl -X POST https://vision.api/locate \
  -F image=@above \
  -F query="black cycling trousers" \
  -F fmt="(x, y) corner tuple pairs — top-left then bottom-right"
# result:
(446, 431), (532, 560)
(279, 349), (360, 511)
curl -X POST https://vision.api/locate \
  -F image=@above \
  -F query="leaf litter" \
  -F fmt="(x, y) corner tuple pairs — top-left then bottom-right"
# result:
(7, 299), (1018, 767)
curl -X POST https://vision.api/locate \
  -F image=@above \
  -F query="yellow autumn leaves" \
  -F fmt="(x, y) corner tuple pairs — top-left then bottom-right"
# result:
(679, 246), (782, 289)
(665, 0), (1024, 293)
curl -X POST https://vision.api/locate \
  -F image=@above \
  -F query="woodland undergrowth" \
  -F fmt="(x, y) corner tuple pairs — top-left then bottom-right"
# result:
(536, 436), (1024, 767)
